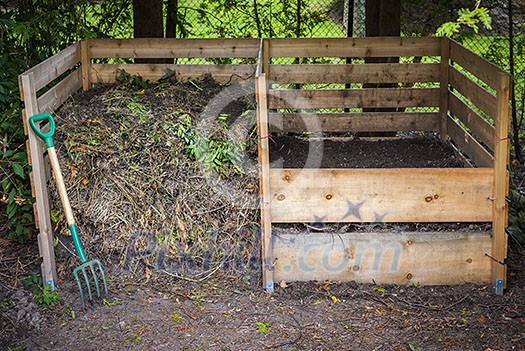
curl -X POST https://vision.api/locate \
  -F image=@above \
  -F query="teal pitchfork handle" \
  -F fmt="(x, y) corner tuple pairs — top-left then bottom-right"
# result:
(29, 113), (87, 263)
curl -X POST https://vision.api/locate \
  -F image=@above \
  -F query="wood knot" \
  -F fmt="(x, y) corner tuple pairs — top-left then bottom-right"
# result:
(325, 194), (333, 200)
(406, 273), (413, 280)
(276, 194), (286, 201)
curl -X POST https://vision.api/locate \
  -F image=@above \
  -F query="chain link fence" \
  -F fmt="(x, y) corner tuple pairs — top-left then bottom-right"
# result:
(169, 0), (522, 140)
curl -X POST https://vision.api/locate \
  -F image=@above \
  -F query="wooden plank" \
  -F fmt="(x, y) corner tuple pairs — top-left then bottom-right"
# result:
(491, 72), (512, 291)
(449, 66), (498, 120)
(268, 88), (440, 109)
(449, 39), (503, 90)
(268, 63), (440, 84)
(447, 116), (494, 168)
(89, 38), (260, 59)
(268, 37), (441, 58)
(90, 64), (256, 84)
(268, 112), (440, 132)
(272, 231), (491, 285)
(19, 72), (57, 288)
(81, 40), (91, 91)
(449, 92), (495, 150)
(25, 42), (81, 92)
(256, 73), (274, 293)
(269, 168), (493, 223)
(38, 69), (82, 113)
(439, 37), (450, 140)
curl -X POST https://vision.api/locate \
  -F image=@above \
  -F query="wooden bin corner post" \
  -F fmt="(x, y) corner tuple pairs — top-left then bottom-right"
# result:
(256, 39), (274, 293)
(439, 37), (451, 141)
(80, 39), (91, 91)
(492, 71), (511, 295)
(19, 72), (57, 289)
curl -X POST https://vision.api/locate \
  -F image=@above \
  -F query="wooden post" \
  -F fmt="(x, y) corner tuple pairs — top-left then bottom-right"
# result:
(19, 72), (57, 289)
(491, 72), (511, 295)
(81, 40), (91, 91)
(439, 37), (450, 141)
(256, 39), (274, 293)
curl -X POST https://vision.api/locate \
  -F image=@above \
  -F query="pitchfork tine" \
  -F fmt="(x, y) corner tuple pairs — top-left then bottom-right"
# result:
(89, 264), (101, 298)
(73, 268), (87, 312)
(96, 260), (109, 297)
(81, 268), (93, 302)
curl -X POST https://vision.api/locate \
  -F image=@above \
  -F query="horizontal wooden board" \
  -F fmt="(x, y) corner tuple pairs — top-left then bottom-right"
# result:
(449, 92), (495, 150)
(24, 42), (80, 93)
(449, 66), (497, 119)
(90, 64), (256, 84)
(272, 231), (491, 285)
(268, 63), (440, 84)
(37, 68), (82, 113)
(449, 39), (505, 90)
(89, 38), (260, 59)
(268, 88), (440, 109)
(268, 112), (440, 132)
(268, 37), (441, 58)
(447, 116), (494, 168)
(269, 168), (493, 223)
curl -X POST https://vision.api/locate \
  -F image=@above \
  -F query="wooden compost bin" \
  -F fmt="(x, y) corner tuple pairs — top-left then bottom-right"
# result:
(19, 37), (510, 294)
(18, 38), (260, 289)
(255, 37), (511, 294)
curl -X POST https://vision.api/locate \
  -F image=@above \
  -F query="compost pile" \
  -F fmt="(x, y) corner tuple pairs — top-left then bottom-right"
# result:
(53, 74), (261, 279)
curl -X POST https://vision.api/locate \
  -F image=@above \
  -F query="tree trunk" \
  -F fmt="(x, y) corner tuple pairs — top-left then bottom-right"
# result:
(133, 0), (164, 63)
(166, 0), (178, 38)
(360, 0), (400, 137)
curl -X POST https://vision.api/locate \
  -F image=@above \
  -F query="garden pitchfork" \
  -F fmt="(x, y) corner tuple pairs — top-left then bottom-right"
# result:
(29, 112), (108, 311)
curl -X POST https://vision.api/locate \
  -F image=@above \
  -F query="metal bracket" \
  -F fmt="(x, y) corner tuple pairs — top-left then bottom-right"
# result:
(266, 281), (275, 293)
(494, 279), (504, 296)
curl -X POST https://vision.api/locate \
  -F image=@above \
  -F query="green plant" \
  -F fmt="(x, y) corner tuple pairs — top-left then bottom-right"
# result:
(176, 112), (245, 178)
(23, 273), (59, 306)
(436, 1), (492, 37)
(256, 321), (271, 333)
(372, 287), (386, 293)
(116, 70), (151, 90)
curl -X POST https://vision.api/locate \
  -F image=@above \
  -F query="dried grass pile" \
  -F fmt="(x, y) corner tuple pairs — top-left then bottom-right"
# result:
(53, 74), (261, 279)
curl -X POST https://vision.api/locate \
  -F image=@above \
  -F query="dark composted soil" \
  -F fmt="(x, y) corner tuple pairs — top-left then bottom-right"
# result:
(269, 135), (465, 168)
(1, 75), (525, 351)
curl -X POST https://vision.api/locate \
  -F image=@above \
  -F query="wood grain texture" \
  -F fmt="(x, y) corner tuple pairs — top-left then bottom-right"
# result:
(447, 116), (494, 168)
(90, 64), (256, 84)
(491, 72), (512, 288)
(448, 92), (495, 150)
(38, 69), (82, 113)
(268, 88), (439, 109)
(439, 38), (451, 140)
(449, 66), (497, 120)
(268, 63), (440, 84)
(269, 168), (493, 223)
(449, 39), (502, 90)
(268, 37), (441, 58)
(272, 231), (491, 285)
(19, 72), (57, 287)
(268, 112), (440, 132)
(24, 42), (80, 93)
(256, 73), (274, 292)
(88, 38), (260, 58)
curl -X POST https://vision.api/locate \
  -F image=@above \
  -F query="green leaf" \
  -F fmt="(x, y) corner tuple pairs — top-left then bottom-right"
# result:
(12, 162), (24, 178)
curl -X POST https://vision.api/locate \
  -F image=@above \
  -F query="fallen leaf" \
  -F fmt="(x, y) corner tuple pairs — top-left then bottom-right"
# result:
(82, 178), (88, 185)
(279, 280), (288, 288)
(331, 295), (338, 304)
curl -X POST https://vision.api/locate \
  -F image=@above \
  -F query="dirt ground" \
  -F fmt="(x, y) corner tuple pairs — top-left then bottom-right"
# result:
(2, 76), (525, 351)
(1, 239), (524, 351)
